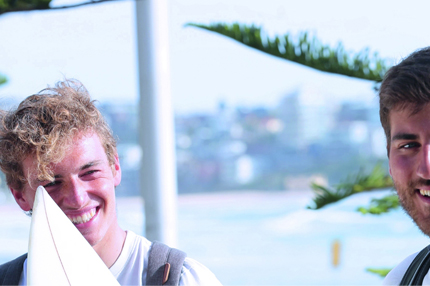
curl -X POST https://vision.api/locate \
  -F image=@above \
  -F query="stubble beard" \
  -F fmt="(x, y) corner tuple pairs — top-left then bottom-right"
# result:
(394, 178), (430, 237)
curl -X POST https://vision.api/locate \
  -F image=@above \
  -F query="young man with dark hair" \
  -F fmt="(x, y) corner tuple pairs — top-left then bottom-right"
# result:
(380, 47), (430, 284)
(0, 79), (222, 285)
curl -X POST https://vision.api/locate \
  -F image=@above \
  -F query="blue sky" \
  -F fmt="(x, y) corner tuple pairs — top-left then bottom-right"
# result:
(0, 0), (429, 113)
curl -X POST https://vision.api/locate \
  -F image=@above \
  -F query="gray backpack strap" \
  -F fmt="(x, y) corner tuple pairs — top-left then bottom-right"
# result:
(400, 245), (430, 285)
(145, 241), (187, 286)
(0, 253), (27, 285)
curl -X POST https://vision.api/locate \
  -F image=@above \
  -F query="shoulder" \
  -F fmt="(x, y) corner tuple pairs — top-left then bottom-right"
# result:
(128, 231), (152, 250)
(121, 230), (152, 260)
(111, 231), (151, 282)
(383, 252), (420, 285)
(128, 234), (222, 286)
(0, 254), (27, 272)
(179, 257), (222, 286)
(0, 254), (27, 285)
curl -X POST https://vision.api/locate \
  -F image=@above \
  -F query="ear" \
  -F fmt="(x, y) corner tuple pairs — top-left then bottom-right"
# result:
(10, 187), (32, 211)
(113, 153), (122, 187)
(387, 144), (392, 177)
(386, 143), (390, 158)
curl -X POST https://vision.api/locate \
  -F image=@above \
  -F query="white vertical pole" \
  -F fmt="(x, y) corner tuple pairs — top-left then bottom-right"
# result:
(135, 0), (178, 246)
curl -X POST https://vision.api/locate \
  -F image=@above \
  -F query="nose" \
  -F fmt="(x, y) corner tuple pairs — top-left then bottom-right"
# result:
(60, 177), (88, 209)
(417, 145), (430, 180)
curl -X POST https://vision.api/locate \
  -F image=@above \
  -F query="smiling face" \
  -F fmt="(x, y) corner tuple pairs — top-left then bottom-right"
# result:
(389, 103), (430, 236)
(10, 131), (124, 262)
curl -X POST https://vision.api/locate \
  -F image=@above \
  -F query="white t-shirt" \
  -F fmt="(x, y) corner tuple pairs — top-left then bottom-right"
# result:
(383, 251), (430, 285)
(19, 231), (222, 285)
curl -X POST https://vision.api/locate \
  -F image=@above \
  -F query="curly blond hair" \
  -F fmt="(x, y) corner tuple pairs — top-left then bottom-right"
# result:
(0, 79), (117, 190)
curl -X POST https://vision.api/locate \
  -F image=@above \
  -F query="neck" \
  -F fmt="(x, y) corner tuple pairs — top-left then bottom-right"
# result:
(93, 224), (126, 268)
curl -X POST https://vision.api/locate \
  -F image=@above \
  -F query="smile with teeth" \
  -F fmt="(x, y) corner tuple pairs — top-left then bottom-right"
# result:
(67, 208), (96, 224)
(419, 190), (430, 197)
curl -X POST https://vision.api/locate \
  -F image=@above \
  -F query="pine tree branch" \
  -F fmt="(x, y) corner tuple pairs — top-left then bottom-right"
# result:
(366, 267), (392, 278)
(0, 74), (6, 86)
(187, 22), (391, 82)
(307, 163), (394, 210)
(0, 0), (122, 16)
(357, 194), (399, 215)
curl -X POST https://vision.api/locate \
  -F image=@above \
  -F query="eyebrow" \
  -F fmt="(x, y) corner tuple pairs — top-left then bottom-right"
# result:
(391, 133), (419, 142)
(80, 160), (102, 171)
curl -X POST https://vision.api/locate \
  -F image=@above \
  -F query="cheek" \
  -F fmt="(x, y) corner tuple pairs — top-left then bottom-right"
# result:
(94, 180), (116, 201)
(390, 155), (414, 181)
(19, 189), (36, 211)
(48, 191), (66, 205)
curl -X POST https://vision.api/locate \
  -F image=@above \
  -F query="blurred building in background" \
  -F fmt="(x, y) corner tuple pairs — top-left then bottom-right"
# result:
(0, 87), (387, 196)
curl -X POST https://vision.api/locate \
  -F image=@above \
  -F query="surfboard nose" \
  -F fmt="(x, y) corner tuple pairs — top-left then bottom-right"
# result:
(27, 186), (120, 286)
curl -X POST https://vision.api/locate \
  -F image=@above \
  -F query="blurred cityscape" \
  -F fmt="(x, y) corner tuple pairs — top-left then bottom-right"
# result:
(0, 87), (388, 196)
(103, 86), (387, 196)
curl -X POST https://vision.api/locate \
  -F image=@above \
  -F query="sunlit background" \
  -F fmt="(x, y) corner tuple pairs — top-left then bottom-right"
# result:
(0, 0), (430, 285)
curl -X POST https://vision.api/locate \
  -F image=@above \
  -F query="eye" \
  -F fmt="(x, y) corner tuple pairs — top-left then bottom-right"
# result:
(83, 170), (99, 177)
(400, 142), (420, 149)
(44, 181), (61, 188)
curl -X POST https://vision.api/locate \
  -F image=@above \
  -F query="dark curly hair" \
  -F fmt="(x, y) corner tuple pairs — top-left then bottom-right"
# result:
(379, 47), (430, 148)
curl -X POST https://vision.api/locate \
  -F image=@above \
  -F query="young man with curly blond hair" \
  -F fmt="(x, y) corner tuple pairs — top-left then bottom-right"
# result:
(0, 79), (222, 286)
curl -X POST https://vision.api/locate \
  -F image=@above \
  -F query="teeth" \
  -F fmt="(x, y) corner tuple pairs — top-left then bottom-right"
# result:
(420, 190), (430, 197)
(68, 208), (96, 224)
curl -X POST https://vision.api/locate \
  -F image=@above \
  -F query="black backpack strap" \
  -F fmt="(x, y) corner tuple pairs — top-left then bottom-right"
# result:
(0, 253), (27, 286)
(400, 245), (430, 285)
(145, 241), (187, 286)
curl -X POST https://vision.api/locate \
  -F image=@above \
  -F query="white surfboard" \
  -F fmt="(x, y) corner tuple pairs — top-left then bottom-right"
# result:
(27, 186), (120, 286)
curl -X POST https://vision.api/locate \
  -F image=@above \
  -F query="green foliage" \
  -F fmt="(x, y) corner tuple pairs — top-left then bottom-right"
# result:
(308, 163), (393, 210)
(0, 74), (6, 86)
(0, 0), (51, 14)
(366, 267), (392, 278)
(307, 183), (351, 210)
(0, 0), (112, 15)
(187, 23), (390, 82)
(357, 194), (399, 215)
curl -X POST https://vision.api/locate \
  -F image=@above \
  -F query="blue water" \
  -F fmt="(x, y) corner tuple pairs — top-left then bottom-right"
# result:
(0, 189), (427, 285)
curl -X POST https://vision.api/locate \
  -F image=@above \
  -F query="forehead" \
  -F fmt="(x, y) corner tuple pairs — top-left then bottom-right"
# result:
(22, 132), (106, 180)
(389, 104), (430, 137)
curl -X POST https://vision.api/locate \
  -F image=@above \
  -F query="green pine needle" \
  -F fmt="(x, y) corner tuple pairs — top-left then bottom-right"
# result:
(187, 22), (390, 82)
(366, 267), (392, 278)
(357, 194), (399, 215)
(0, 74), (6, 86)
(307, 163), (393, 210)
(0, 0), (51, 14)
